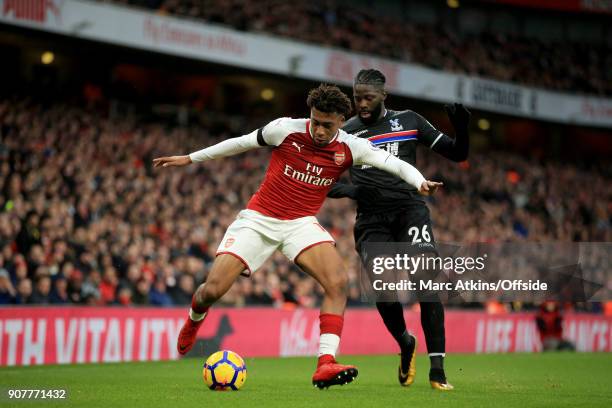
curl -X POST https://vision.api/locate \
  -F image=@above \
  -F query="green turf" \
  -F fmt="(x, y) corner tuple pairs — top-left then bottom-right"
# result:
(2, 353), (611, 408)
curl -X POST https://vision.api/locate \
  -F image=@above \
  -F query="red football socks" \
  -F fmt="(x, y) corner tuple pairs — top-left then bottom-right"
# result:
(317, 313), (344, 367)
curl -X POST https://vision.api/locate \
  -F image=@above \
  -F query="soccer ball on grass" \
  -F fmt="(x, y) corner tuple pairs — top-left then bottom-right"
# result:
(203, 350), (247, 391)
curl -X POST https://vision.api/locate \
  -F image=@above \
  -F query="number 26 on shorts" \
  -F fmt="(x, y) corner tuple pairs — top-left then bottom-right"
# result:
(407, 225), (431, 243)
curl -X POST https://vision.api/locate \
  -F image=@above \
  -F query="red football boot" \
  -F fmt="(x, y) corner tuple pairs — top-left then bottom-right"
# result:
(177, 317), (205, 355)
(312, 358), (358, 389)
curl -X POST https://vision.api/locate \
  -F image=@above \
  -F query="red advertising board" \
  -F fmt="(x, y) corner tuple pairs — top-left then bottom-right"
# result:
(0, 307), (610, 366)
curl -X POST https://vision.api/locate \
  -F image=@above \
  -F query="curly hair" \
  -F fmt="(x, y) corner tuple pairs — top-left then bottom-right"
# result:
(306, 84), (353, 117)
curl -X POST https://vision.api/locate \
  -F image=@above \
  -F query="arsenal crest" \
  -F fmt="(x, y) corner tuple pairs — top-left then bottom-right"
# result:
(334, 151), (345, 165)
(225, 237), (235, 248)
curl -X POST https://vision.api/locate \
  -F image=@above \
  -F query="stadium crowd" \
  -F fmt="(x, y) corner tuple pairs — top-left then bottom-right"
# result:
(0, 97), (610, 308)
(102, 0), (612, 96)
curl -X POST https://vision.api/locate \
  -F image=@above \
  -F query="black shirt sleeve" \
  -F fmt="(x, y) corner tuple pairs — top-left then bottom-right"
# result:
(327, 182), (358, 199)
(430, 132), (469, 162)
(415, 111), (469, 162)
(415, 112), (442, 148)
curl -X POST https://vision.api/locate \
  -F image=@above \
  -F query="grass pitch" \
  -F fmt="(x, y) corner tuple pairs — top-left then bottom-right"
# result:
(3, 353), (611, 408)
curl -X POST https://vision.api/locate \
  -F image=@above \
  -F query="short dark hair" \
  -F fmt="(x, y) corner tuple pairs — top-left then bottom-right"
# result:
(354, 69), (386, 89)
(307, 84), (352, 117)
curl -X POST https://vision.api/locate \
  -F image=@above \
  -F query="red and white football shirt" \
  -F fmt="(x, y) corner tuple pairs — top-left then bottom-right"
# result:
(248, 118), (371, 219)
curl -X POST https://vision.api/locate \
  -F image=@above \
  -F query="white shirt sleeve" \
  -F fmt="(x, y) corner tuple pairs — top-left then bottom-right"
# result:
(188, 117), (291, 162)
(259, 117), (291, 146)
(189, 129), (260, 162)
(348, 135), (426, 190)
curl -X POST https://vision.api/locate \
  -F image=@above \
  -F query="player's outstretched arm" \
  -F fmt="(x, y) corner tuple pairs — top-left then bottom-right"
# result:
(351, 138), (442, 196)
(153, 129), (263, 168)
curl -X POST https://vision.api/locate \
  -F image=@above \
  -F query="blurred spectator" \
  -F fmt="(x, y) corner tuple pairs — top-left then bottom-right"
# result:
(170, 274), (195, 305)
(0, 268), (16, 304)
(149, 278), (173, 306)
(100, 267), (119, 304)
(243, 279), (274, 306)
(16, 211), (41, 254)
(120, 265), (143, 293)
(133, 279), (151, 305)
(67, 271), (85, 304)
(117, 286), (133, 305)
(15, 278), (32, 304)
(50, 276), (70, 304)
(535, 301), (575, 351)
(82, 271), (102, 304)
(30, 275), (52, 304)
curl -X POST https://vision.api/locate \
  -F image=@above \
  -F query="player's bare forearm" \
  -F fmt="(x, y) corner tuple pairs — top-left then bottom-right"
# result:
(152, 155), (192, 168)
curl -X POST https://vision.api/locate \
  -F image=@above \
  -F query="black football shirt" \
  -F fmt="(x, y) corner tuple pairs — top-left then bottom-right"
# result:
(341, 109), (445, 213)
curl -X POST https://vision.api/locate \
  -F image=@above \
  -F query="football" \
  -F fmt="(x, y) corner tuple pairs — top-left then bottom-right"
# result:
(203, 350), (247, 391)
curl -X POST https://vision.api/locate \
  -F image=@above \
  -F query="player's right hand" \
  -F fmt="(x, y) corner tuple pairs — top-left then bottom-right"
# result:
(419, 181), (443, 196)
(152, 155), (192, 168)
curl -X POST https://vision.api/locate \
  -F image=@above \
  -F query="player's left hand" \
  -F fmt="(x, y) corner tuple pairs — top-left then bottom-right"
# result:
(419, 181), (443, 196)
(444, 103), (471, 130)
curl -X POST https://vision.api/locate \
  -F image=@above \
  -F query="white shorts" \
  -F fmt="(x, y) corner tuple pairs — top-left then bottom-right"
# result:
(216, 209), (335, 275)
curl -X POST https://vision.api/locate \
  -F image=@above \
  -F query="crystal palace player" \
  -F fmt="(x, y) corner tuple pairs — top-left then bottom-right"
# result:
(328, 70), (470, 390)
(153, 84), (442, 389)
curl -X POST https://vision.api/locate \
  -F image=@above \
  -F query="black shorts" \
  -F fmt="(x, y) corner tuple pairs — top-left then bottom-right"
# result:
(354, 202), (437, 263)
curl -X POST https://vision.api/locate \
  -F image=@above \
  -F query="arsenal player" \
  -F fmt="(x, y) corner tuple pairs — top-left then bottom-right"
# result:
(153, 84), (442, 389)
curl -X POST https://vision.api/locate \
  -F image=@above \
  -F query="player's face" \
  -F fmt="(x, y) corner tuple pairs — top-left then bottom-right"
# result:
(353, 84), (386, 124)
(309, 108), (344, 146)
